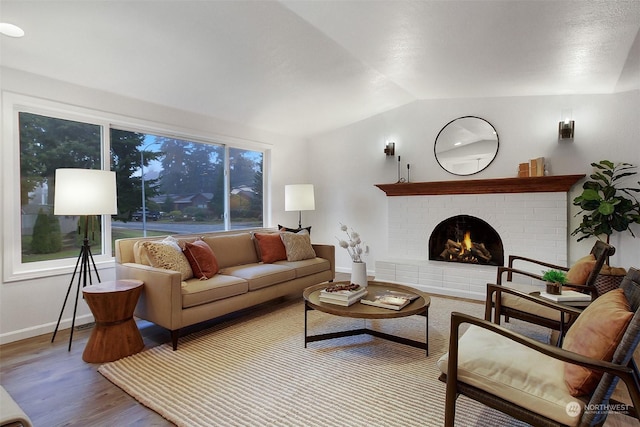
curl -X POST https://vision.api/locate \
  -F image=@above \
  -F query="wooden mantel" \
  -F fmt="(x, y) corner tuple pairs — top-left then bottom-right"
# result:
(375, 174), (585, 196)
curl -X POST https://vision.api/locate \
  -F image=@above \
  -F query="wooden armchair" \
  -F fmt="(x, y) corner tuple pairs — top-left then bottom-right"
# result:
(485, 240), (615, 338)
(439, 267), (640, 427)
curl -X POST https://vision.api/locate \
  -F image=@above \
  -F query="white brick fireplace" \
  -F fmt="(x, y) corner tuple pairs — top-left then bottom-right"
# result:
(374, 175), (584, 300)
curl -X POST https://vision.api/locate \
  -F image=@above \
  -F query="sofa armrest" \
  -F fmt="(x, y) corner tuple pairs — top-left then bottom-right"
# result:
(312, 244), (335, 280)
(115, 263), (183, 330)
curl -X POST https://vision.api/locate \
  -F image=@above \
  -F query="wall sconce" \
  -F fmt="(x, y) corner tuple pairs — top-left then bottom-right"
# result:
(384, 142), (395, 156)
(558, 110), (575, 140)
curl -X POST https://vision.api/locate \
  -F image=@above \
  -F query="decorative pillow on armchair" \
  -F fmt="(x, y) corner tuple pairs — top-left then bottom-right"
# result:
(280, 230), (316, 261)
(562, 288), (633, 396)
(566, 254), (596, 285)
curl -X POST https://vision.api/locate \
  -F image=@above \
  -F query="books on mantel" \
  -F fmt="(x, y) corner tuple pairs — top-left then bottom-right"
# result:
(539, 290), (591, 303)
(319, 284), (368, 306)
(360, 290), (420, 311)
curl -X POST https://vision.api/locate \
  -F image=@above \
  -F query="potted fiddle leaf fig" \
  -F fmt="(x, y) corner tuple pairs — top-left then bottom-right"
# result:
(572, 160), (640, 246)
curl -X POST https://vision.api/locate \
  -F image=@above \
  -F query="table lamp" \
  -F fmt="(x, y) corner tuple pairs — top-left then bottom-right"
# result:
(51, 168), (117, 351)
(285, 184), (315, 229)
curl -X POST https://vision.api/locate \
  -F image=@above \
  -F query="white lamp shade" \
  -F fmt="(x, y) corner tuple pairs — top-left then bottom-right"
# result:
(54, 169), (117, 215)
(285, 184), (315, 211)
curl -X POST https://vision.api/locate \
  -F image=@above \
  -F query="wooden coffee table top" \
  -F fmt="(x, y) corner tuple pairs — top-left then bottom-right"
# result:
(303, 281), (430, 319)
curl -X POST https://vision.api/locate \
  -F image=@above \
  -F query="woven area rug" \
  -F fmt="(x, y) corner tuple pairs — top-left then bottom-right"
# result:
(99, 295), (547, 426)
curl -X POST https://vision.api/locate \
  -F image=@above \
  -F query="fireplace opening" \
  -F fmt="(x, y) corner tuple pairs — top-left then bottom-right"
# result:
(429, 215), (504, 266)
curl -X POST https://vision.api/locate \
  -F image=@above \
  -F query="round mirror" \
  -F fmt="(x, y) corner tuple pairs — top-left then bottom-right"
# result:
(434, 116), (499, 176)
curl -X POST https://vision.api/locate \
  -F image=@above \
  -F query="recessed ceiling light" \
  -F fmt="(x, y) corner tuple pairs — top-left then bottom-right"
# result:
(0, 23), (25, 38)
(454, 142), (462, 146)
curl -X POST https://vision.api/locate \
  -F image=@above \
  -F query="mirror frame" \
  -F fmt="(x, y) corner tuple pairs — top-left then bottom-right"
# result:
(434, 116), (499, 176)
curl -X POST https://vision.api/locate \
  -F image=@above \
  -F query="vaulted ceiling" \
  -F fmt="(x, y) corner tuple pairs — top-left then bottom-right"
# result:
(1, 1), (639, 138)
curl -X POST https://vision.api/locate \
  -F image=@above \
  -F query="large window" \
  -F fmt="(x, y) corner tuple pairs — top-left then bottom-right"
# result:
(5, 96), (268, 280)
(19, 112), (105, 263)
(110, 129), (264, 242)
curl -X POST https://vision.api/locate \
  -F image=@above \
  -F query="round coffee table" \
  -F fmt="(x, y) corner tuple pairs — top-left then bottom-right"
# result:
(82, 279), (145, 363)
(303, 280), (430, 355)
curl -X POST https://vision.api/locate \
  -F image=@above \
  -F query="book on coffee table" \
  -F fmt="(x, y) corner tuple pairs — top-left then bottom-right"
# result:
(319, 287), (367, 306)
(360, 290), (419, 311)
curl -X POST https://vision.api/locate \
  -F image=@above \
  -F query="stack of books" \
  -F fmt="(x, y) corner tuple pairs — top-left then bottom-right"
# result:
(319, 284), (367, 306)
(360, 290), (419, 311)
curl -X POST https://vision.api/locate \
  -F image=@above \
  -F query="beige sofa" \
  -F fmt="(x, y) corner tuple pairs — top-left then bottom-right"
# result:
(115, 229), (335, 349)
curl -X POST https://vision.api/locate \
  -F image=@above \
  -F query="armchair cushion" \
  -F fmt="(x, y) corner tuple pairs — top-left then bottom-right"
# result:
(493, 292), (562, 322)
(437, 325), (581, 425)
(566, 254), (596, 285)
(562, 288), (632, 396)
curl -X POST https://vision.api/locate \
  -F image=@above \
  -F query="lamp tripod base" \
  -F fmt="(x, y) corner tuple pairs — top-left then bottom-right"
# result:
(51, 232), (100, 351)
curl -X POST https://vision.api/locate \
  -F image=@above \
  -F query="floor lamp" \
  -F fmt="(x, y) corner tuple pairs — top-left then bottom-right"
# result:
(51, 168), (117, 351)
(285, 184), (315, 229)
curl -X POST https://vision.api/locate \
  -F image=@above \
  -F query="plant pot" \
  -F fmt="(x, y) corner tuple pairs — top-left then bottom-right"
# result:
(546, 282), (562, 295)
(351, 262), (367, 288)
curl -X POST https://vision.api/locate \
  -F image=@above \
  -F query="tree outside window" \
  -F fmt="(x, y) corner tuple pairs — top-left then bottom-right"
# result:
(17, 112), (265, 265)
(19, 112), (103, 263)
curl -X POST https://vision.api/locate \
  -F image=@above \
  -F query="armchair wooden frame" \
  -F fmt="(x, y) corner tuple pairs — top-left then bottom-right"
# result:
(485, 240), (616, 337)
(441, 310), (640, 427)
(442, 267), (640, 427)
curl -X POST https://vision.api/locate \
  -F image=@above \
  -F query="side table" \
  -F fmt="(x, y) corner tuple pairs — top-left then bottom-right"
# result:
(82, 279), (145, 363)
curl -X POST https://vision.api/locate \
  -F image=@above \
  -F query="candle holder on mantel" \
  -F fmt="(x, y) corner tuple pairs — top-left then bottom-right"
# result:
(396, 156), (410, 183)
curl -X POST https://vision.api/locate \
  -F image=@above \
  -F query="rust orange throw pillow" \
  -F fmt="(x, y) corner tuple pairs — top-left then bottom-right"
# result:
(562, 288), (632, 396)
(254, 233), (287, 263)
(566, 254), (596, 285)
(183, 240), (219, 279)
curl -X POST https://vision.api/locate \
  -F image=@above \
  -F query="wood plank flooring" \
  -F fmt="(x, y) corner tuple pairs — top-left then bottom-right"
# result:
(1, 273), (637, 427)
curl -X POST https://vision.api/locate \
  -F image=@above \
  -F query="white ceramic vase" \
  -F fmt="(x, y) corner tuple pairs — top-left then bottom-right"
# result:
(350, 261), (368, 288)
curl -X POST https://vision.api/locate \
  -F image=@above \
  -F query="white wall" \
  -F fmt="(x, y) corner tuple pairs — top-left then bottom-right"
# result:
(1, 67), (639, 344)
(306, 91), (640, 275)
(0, 68), (310, 344)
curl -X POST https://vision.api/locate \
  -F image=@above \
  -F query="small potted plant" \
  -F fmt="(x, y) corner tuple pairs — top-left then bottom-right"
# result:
(542, 269), (567, 295)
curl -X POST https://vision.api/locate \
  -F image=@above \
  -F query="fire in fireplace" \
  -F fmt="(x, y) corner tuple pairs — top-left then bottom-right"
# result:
(428, 215), (504, 266)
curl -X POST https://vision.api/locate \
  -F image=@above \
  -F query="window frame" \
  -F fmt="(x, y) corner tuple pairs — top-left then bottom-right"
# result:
(2, 92), (271, 282)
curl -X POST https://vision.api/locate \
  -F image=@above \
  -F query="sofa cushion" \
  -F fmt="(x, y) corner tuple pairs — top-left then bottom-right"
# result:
(253, 232), (287, 263)
(566, 254), (596, 285)
(562, 288), (632, 396)
(182, 275), (249, 309)
(202, 233), (259, 268)
(280, 230), (316, 261)
(437, 325), (582, 426)
(276, 257), (330, 278)
(221, 263), (296, 291)
(183, 239), (219, 279)
(133, 240), (150, 265)
(142, 240), (194, 281)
